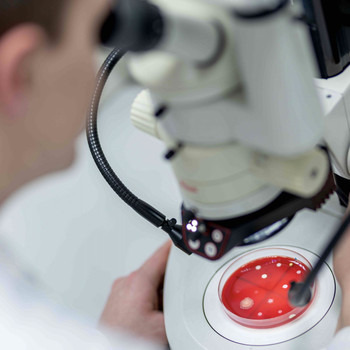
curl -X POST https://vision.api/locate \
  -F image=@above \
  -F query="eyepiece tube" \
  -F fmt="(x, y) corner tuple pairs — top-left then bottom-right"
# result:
(100, 0), (223, 64)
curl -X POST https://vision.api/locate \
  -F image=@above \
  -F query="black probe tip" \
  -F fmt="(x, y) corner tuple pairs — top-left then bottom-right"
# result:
(288, 281), (312, 307)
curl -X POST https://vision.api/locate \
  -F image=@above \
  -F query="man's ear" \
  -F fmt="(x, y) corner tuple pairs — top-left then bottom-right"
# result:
(0, 24), (46, 118)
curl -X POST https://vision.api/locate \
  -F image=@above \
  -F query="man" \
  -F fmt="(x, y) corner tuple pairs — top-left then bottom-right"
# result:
(2, 0), (350, 349)
(331, 206), (350, 349)
(0, 0), (168, 348)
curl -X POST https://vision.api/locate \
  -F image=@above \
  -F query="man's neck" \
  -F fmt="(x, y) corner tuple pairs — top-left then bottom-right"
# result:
(0, 130), (43, 207)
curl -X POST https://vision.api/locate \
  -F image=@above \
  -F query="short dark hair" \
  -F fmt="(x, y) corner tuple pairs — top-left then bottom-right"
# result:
(0, 0), (68, 39)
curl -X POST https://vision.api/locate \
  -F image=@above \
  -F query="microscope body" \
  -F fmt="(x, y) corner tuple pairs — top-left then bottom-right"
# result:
(126, 0), (348, 259)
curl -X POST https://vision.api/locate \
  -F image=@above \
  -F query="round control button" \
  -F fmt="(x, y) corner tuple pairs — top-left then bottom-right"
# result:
(205, 243), (217, 258)
(189, 239), (201, 250)
(212, 229), (224, 243)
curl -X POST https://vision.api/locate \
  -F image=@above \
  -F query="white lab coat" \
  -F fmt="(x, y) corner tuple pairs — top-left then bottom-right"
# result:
(0, 240), (162, 350)
(324, 327), (350, 350)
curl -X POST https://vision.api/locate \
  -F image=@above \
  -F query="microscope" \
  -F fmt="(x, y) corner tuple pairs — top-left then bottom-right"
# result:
(88, 0), (350, 347)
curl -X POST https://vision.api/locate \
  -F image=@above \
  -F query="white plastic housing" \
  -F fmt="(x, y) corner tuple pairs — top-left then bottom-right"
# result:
(129, 0), (333, 221)
(158, 13), (221, 64)
(225, 7), (324, 156)
(129, 1), (324, 157)
(128, 0), (240, 106)
(315, 68), (350, 179)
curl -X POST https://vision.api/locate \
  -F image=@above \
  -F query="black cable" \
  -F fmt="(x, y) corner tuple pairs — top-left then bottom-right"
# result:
(86, 48), (191, 254)
(87, 48), (167, 226)
(289, 209), (350, 306)
(336, 186), (349, 206)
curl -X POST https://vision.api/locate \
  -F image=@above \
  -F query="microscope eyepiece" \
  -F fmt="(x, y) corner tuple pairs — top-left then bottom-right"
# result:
(100, 0), (165, 52)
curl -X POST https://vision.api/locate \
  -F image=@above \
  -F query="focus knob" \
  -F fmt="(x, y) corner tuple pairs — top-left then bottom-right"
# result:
(131, 89), (159, 138)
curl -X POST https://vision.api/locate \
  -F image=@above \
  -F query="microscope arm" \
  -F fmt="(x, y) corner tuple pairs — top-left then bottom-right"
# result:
(97, 0), (339, 260)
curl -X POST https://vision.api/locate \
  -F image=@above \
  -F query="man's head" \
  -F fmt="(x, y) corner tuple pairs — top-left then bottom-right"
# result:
(0, 0), (110, 195)
(0, 1), (67, 40)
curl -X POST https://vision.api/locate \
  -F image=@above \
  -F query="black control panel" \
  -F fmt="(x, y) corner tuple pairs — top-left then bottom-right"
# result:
(180, 169), (335, 261)
(303, 0), (350, 78)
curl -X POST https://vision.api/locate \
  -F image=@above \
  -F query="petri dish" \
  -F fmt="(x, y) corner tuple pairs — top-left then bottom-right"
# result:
(218, 247), (316, 329)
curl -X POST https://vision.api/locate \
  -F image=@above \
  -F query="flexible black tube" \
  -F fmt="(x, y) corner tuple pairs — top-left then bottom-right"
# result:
(289, 209), (350, 306)
(87, 48), (166, 227)
(86, 48), (191, 255)
(336, 186), (349, 206)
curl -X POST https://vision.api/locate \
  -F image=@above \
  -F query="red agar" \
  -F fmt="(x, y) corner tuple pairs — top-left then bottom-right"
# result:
(221, 255), (312, 328)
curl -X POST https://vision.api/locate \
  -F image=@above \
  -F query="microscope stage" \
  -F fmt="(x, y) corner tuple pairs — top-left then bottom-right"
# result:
(164, 208), (342, 349)
(204, 247), (335, 346)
